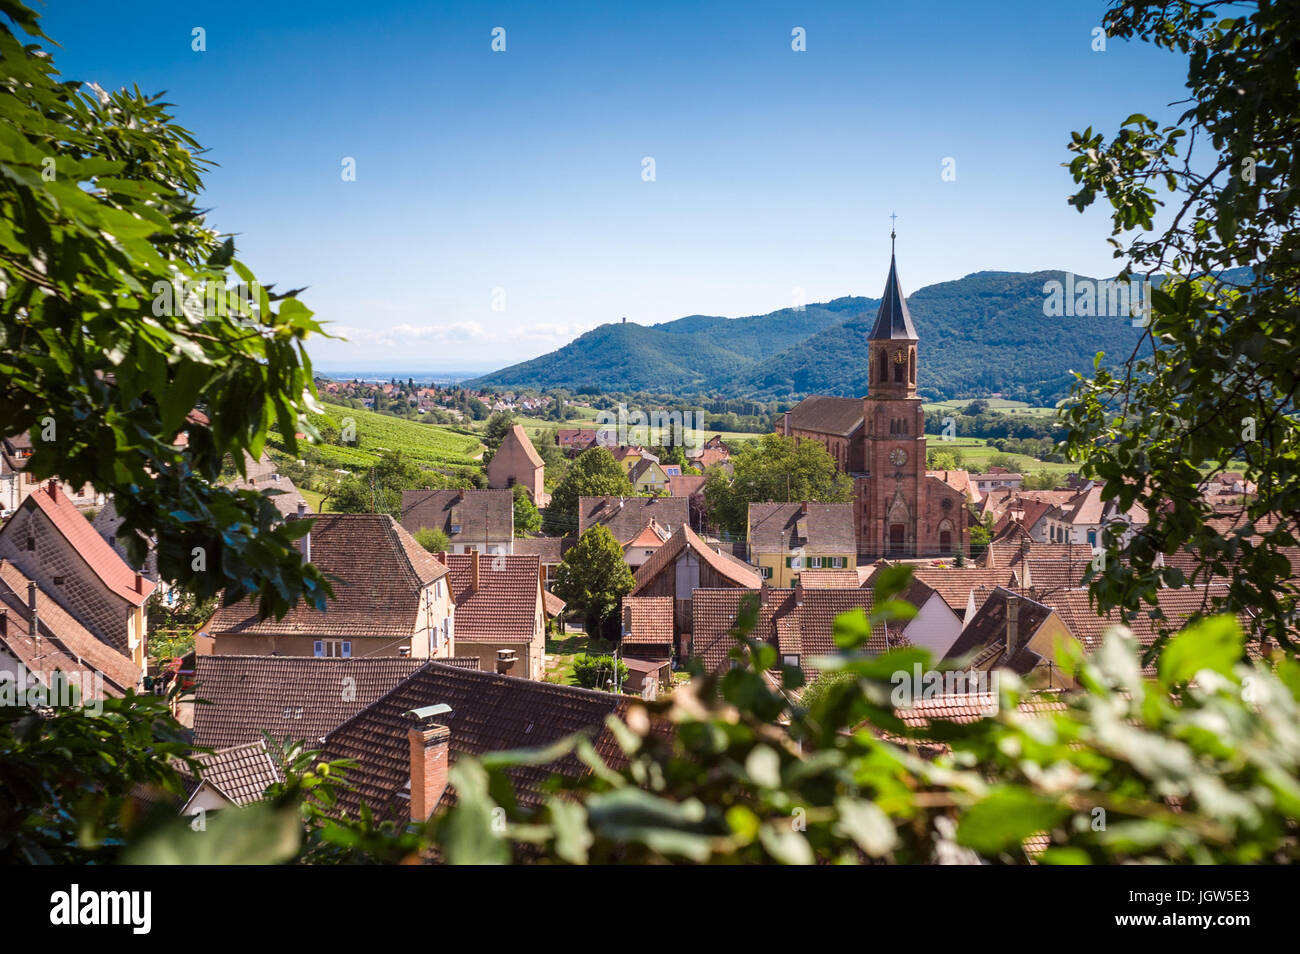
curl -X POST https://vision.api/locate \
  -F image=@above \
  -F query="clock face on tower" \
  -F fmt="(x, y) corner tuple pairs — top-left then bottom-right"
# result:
(889, 448), (907, 466)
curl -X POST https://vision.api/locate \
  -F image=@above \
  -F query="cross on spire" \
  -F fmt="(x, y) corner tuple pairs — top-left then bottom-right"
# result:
(889, 212), (897, 253)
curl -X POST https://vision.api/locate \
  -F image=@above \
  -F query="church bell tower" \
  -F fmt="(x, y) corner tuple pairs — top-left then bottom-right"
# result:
(861, 226), (926, 557)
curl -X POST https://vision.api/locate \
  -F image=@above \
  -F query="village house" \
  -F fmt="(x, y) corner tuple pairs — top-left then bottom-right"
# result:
(223, 450), (308, 517)
(746, 501), (857, 587)
(629, 457), (671, 495)
(970, 466), (1024, 496)
(199, 513), (456, 659)
(941, 588), (1077, 689)
(626, 524), (761, 654)
(401, 488), (513, 555)
(435, 551), (556, 680)
(0, 481), (153, 676)
(621, 519), (672, 568)
(486, 424), (548, 506)
(1042, 483), (1149, 547)
(556, 428), (598, 456)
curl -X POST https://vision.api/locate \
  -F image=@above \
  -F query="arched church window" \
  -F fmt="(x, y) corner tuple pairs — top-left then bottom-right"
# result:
(878, 349), (887, 386)
(909, 349), (916, 384)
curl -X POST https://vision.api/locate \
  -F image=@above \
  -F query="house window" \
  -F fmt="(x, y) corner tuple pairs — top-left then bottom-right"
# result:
(53, 575), (65, 586)
(26, 537), (35, 551)
(809, 556), (823, 569)
(314, 640), (351, 658)
(760, 566), (772, 579)
(782, 654), (800, 669)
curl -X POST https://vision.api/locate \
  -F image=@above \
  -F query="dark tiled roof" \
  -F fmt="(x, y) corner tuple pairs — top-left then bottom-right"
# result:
(784, 395), (864, 437)
(401, 489), (513, 544)
(578, 496), (689, 544)
(748, 502), (857, 555)
(512, 535), (569, 564)
(944, 588), (1056, 674)
(180, 738), (282, 806)
(224, 451), (307, 517)
(629, 524), (760, 595)
(868, 253), (918, 340)
(206, 514), (448, 640)
(439, 552), (542, 642)
(322, 662), (635, 818)
(190, 654), (426, 750)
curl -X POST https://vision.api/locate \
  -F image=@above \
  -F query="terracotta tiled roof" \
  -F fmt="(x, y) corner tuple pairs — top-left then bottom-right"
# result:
(90, 497), (158, 582)
(894, 691), (1068, 729)
(401, 489), (513, 544)
(783, 395), (864, 437)
(512, 535), (569, 564)
(322, 662), (637, 817)
(797, 569), (861, 589)
(622, 519), (671, 551)
(747, 502), (857, 555)
(179, 738), (282, 807)
(622, 596), (675, 645)
(19, 484), (154, 606)
(0, 561), (140, 696)
(206, 514), (448, 640)
(668, 474), (707, 497)
(629, 524), (761, 595)
(439, 552), (542, 643)
(978, 541), (1094, 569)
(542, 588), (567, 619)
(928, 469), (980, 504)
(578, 496), (690, 545)
(798, 588), (894, 667)
(691, 589), (798, 672)
(905, 566), (1019, 613)
(190, 654), (426, 750)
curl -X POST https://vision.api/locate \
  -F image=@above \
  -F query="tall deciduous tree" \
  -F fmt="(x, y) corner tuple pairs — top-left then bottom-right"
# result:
(551, 524), (634, 633)
(543, 446), (634, 535)
(0, 2), (328, 617)
(703, 434), (852, 535)
(1061, 0), (1300, 650)
(480, 410), (515, 465)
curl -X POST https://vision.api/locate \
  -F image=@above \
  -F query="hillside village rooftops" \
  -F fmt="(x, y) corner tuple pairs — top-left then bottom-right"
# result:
(205, 513), (448, 640)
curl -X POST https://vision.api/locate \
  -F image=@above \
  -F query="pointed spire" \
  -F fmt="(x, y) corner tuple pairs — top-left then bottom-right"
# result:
(869, 221), (917, 341)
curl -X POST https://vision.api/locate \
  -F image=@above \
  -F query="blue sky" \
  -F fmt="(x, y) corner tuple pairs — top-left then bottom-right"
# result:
(43, 0), (1189, 371)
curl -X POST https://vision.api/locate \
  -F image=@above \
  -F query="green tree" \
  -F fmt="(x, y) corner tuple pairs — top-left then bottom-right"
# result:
(331, 450), (445, 518)
(571, 653), (629, 692)
(543, 446), (634, 535)
(703, 434), (852, 535)
(481, 410), (516, 466)
(1062, 0), (1300, 651)
(512, 484), (542, 536)
(414, 527), (451, 553)
(0, 1), (328, 618)
(551, 524), (634, 633)
(927, 448), (963, 471)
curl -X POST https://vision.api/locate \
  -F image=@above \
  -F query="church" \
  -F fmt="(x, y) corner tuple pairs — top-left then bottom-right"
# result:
(776, 243), (970, 560)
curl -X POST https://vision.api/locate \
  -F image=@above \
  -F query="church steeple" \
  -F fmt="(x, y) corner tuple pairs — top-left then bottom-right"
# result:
(867, 223), (918, 396)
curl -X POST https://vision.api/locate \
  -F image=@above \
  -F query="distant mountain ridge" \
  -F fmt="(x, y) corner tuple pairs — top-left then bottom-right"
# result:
(468, 270), (1184, 402)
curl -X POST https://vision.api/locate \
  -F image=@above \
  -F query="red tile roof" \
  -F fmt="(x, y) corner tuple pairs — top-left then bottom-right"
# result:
(439, 552), (543, 643)
(206, 514), (447, 640)
(578, 496), (690, 544)
(621, 596), (675, 645)
(23, 484), (154, 606)
(797, 568), (861, 589)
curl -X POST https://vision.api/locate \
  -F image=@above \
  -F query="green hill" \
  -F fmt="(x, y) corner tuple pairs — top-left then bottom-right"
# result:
(469, 270), (1210, 403)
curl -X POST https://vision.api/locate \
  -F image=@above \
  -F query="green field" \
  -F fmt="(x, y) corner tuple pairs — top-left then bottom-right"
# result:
(272, 401), (484, 472)
(923, 398), (1061, 419)
(925, 434), (1076, 474)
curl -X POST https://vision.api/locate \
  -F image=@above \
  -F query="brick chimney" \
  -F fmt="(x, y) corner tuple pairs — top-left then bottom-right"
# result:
(1005, 595), (1021, 657)
(470, 548), (479, 592)
(495, 648), (517, 675)
(297, 501), (307, 518)
(46, 479), (57, 500)
(134, 572), (143, 594)
(404, 704), (453, 823)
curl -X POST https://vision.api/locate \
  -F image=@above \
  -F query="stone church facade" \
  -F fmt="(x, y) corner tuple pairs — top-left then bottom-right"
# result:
(777, 249), (970, 560)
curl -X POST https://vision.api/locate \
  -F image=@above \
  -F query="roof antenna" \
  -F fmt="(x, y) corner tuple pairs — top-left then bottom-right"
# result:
(889, 212), (898, 255)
